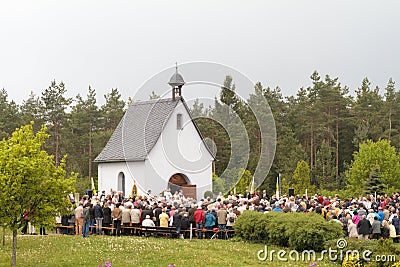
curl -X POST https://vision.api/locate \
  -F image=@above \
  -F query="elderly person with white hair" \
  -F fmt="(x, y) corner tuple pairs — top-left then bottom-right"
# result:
(348, 220), (358, 238)
(389, 220), (399, 243)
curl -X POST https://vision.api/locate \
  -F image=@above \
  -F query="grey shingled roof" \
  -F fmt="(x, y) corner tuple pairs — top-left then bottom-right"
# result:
(94, 98), (179, 162)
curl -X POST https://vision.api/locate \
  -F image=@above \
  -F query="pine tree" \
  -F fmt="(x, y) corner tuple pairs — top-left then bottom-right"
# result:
(0, 88), (21, 139)
(364, 166), (386, 196)
(41, 80), (72, 166)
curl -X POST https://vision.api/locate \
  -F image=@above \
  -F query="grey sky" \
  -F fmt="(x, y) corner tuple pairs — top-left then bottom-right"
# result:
(1, 0), (399, 104)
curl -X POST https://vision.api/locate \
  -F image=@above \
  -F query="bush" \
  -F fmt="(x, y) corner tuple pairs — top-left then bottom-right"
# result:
(325, 238), (400, 267)
(203, 191), (213, 199)
(234, 211), (342, 251)
(264, 213), (290, 247)
(234, 211), (268, 242)
(287, 213), (343, 251)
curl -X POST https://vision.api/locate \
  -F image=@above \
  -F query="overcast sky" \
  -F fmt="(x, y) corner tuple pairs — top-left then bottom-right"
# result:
(1, 0), (399, 104)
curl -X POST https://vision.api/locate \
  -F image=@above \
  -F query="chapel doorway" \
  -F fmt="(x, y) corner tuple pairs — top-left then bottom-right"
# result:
(168, 173), (196, 199)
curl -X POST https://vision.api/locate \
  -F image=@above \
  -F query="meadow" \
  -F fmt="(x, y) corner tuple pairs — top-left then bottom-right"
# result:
(0, 233), (339, 267)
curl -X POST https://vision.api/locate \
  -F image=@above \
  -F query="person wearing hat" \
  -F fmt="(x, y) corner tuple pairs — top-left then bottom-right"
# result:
(142, 214), (155, 227)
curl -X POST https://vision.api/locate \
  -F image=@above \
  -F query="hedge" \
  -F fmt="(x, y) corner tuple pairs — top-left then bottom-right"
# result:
(234, 211), (342, 251)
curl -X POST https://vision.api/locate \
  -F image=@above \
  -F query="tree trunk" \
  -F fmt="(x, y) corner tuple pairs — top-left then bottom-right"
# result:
(88, 124), (92, 181)
(12, 229), (17, 267)
(310, 124), (314, 171)
(257, 128), (261, 160)
(2, 226), (5, 246)
(388, 106), (392, 140)
(55, 124), (60, 167)
(335, 118), (339, 180)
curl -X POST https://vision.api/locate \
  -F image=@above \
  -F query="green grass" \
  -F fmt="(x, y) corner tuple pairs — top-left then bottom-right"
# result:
(0, 233), (339, 267)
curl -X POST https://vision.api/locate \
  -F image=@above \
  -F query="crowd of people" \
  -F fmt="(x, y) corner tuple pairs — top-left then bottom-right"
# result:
(60, 188), (238, 239)
(58, 188), (400, 242)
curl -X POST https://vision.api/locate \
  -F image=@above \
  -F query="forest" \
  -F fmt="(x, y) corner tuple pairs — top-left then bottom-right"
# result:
(1, 71), (399, 197)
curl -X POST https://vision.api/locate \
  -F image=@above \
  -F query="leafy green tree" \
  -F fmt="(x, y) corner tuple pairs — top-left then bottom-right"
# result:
(347, 139), (400, 195)
(290, 160), (315, 196)
(212, 173), (225, 195)
(0, 123), (76, 267)
(235, 168), (252, 194)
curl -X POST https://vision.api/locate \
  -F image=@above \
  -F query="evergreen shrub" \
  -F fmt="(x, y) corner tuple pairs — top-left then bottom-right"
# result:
(234, 211), (342, 251)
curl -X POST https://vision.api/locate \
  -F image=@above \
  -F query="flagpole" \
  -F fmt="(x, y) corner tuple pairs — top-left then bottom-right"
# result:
(276, 175), (280, 199)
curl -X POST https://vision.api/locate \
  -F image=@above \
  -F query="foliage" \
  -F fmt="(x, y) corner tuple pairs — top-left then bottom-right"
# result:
(341, 254), (363, 267)
(235, 168), (252, 194)
(212, 173), (225, 195)
(0, 89), (21, 140)
(316, 188), (356, 200)
(364, 166), (386, 196)
(203, 190), (213, 199)
(41, 80), (73, 166)
(74, 176), (92, 196)
(346, 139), (400, 196)
(0, 73), (400, 196)
(234, 211), (269, 242)
(0, 123), (76, 266)
(325, 238), (400, 267)
(234, 211), (342, 251)
(0, 123), (76, 229)
(288, 160), (316, 197)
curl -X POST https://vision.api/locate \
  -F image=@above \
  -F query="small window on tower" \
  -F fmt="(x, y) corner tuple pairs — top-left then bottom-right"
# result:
(177, 113), (182, 129)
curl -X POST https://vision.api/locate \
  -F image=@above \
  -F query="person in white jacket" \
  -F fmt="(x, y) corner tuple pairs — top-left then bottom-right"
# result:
(389, 221), (398, 243)
(142, 215), (155, 227)
(347, 220), (358, 239)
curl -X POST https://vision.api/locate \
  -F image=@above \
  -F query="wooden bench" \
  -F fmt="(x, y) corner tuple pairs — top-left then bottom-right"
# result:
(137, 226), (177, 237)
(194, 228), (235, 239)
(56, 225), (74, 235)
(89, 226), (115, 234)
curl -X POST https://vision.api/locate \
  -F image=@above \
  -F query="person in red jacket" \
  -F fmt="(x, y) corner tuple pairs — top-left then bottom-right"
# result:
(194, 205), (205, 239)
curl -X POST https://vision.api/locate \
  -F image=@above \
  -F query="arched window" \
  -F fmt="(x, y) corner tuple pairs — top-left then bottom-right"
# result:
(118, 172), (125, 195)
(176, 113), (182, 130)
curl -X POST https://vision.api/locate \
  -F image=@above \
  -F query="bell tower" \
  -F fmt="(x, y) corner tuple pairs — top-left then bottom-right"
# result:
(168, 63), (185, 100)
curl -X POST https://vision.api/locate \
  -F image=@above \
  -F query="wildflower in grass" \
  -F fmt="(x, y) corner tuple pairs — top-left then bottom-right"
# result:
(309, 261), (317, 267)
(98, 260), (112, 267)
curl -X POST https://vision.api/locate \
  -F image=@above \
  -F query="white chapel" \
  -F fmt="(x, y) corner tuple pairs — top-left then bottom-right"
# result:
(94, 68), (215, 199)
